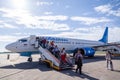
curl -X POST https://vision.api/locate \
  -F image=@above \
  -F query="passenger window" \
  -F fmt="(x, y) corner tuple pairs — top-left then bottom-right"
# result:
(19, 39), (27, 43)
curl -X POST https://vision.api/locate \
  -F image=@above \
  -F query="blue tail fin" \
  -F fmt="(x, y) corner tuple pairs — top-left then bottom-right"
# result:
(99, 27), (108, 43)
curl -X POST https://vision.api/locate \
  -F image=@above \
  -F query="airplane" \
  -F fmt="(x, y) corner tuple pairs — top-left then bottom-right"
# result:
(5, 27), (120, 70)
(5, 27), (108, 59)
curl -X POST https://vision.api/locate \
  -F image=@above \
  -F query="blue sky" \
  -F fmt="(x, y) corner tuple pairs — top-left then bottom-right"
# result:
(0, 0), (120, 51)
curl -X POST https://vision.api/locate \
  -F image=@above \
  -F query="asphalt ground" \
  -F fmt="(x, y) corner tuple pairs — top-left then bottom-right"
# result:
(0, 52), (120, 80)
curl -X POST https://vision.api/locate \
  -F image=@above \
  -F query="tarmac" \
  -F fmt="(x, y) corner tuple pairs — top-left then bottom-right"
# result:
(0, 52), (120, 80)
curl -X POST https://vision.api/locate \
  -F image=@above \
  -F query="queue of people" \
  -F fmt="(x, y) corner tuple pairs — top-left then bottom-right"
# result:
(36, 37), (115, 75)
(37, 37), (83, 74)
(37, 37), (73, 67)
(73, 49), (115, 75)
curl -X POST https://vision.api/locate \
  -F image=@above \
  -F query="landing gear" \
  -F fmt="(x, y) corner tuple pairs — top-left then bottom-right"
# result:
(39, 58), (42, 63)
(27, 57), (32, 62)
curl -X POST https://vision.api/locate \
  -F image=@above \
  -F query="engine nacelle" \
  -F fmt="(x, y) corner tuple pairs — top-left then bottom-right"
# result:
(80, 47), (95, 57)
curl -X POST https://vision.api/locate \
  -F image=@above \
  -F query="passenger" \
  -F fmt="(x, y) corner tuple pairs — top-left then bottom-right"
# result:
(38, 37), (42, 46)
(42, 38), (46, 48)
(50, 41), (54, 47)
(76, 57), (83, 74)
(74, 49), (83, 65)
(73, 48), (78, 57)
(75, 49), (83, 74)
(40, 37), (44, 47)
(60, 48), (67, 65)
(49, 41), (55, 53)
(45, 41), (49, 49)
(53, 45), (60, 58)
(105, 50), (114, 71)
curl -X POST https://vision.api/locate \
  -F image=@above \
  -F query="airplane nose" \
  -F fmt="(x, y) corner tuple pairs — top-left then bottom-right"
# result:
(5, 44), (12, 51)
(5, 42), (18, 52)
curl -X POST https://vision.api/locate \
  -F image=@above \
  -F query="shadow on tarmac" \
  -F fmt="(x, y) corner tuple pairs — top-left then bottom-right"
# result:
(0, 61), (52, 71)
(60, 69), (99, 80)
(0, 55), (106, 69)
(113, 70), (120, 73)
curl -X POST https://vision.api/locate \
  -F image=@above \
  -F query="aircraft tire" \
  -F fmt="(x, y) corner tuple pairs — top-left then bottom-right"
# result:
(28, 57), (32, 62)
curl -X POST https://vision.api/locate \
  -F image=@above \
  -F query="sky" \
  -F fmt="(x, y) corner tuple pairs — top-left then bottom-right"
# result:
(0, 0), (120, 51)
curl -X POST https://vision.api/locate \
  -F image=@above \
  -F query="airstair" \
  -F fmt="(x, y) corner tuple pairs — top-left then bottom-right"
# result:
(31, 36), (73, 70)
(39, 46), (73, 70)
(39, 46), (61, 70)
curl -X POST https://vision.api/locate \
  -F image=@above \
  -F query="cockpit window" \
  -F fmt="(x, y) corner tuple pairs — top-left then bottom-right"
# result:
(18, 39), (27, 42)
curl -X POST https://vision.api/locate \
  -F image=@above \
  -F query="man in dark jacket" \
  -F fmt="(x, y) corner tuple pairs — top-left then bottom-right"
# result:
(76, 56), (83, 74)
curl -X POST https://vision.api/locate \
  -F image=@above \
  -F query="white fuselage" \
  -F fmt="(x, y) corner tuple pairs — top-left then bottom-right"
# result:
(6, 36), (105, 53)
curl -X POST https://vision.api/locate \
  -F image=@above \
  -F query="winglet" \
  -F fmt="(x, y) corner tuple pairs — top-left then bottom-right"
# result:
(99, 27), (108, 43)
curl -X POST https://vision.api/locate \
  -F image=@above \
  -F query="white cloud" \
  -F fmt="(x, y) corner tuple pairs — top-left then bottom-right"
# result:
(28, 21), (70, 31)
(52, 31), (102, 41)
(0, 20), (3, 23)
(0, 35), (19, 42)
(94, 4), (120, 17)
(0, 21), (18, 29)
(44, 12), (53, 15)
(3, 23), (18, 29)
(12, 0), (27, 9)
(13, 32), (32, 36)
(74, 27), (96, 33)
(109, 27), (120, 42)
(50, 27), (103, 40)
(0, 18), (17, 29)
(71, 16), (111, 25)
(0, 8), (29, 18)
(0, 8), (69, 31)
(36, 1), (53, 6)
(36, 15), (68, 21)
(52, 26), (120, 42)
(94, 4), (112, 14)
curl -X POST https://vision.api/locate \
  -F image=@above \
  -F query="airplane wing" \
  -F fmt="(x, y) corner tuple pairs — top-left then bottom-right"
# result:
(93, 42), (120, 54)
(93, 43), (120, 48)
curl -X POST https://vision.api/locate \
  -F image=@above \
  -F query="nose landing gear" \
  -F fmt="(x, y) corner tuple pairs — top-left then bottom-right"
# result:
(27, 57), (32, 62)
